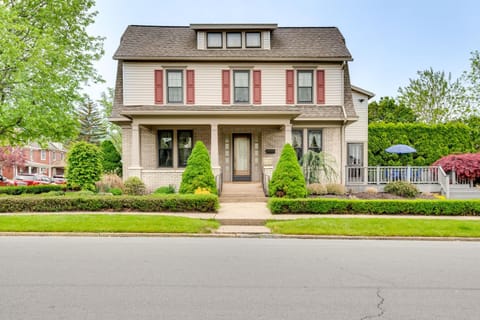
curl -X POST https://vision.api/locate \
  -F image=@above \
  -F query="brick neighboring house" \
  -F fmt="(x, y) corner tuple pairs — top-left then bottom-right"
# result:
(110, 23), (373, 190)
(0, 143), (67, 179)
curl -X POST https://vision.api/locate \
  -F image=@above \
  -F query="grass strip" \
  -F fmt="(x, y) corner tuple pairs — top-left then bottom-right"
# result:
(266, 218), (480, 237)
(0, 214), (219, 233)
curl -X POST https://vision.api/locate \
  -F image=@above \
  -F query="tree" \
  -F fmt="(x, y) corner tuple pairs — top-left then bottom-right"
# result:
(100, 140), (122, 175)
(397, 68), (469, 124)
(66, 141), (103, 191)
(464, 50), (480, 112)
(179, 141), (217, 195)
(77, 97), (108, 144)
(0, 146), (26, 169)
(99, 88), (122, 153)
(268, 144), (307, 198)
(0, 0), (104, 145)
(368, 96), (416, 123)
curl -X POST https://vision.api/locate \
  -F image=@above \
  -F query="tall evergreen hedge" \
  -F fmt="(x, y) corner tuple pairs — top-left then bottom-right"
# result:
(179, 141), (217, 195)
(269, 144), (307, 198)
(369, 123), (478, 166)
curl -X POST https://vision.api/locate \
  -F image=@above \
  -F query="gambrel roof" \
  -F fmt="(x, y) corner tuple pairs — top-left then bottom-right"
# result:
(114, 25), (352, 61)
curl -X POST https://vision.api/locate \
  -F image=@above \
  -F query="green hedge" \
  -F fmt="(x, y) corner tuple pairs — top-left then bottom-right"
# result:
(0, 194), (219, 213)
(0, 184), (65, 195)
(369, 122), (478, 166)
(268, 198), (480, 216)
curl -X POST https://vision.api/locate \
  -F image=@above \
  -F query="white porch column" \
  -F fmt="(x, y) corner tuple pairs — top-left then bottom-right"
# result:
(284, 123), (292, 144)
(128, 123), (142, 177)
(210, 123), (220, 168)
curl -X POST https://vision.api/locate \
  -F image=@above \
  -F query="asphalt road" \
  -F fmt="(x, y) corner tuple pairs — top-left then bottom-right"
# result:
(1, 237), (479, 320)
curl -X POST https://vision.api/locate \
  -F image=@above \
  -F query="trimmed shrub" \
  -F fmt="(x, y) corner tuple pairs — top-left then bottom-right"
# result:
(0, 194), (219, 213)
(66, 141), (103, 191)
(0, 184), (64, 195)
(179, 141), (217, 195)
(109, 187), (123, 196)
(154, 185), (176, 194)
(307, 183), (327, 195)
(269, 144), (307, 198)
(268, 198), (480, 216)
(326, 183), (346, 195)
(124, 177), (146, 195)
(100, 140), (122, 175)
(384, 181), (419, 198)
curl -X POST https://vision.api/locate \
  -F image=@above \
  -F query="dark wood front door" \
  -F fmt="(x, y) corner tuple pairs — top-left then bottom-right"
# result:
(233, 134), (251, 181)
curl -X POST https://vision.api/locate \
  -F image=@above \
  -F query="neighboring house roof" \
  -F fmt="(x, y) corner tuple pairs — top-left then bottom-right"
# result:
(351, 85), (375, 99)
(114, 25), (352, 61)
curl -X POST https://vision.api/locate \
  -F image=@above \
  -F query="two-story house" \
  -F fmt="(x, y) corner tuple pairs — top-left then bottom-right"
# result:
(110, 23), (373, 191)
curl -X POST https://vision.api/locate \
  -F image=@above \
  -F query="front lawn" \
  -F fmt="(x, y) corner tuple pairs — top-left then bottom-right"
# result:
(266, 217), (480, 237)
(0, 214), (219, 233)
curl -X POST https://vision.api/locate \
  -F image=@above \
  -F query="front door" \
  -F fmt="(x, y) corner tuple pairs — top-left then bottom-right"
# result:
(233, 134), (251, 181)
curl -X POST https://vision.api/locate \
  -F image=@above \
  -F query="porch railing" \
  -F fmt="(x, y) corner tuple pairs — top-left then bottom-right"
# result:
(346, 166), (441, 185)
(437, 166), (450, 198)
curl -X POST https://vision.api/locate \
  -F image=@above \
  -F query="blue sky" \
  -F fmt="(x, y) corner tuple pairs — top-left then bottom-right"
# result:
(89, 0), (480, 101)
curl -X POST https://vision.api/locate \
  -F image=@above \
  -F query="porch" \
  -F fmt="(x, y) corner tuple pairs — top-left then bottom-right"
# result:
(346, 166), (480, 199)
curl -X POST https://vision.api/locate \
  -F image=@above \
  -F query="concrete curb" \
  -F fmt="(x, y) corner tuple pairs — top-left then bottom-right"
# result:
(1, 232), (480, 241)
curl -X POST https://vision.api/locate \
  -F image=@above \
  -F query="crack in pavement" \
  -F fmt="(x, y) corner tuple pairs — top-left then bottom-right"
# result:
(360, 288), (385, 320)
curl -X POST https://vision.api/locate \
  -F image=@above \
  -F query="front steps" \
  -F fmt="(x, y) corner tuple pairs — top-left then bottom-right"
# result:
(219, 182), (267, 203)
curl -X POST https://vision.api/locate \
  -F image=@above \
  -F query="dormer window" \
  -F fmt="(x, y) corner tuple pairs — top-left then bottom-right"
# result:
(227, 32), (242, 48)
(246, 32), (261, 48)
(207, 32), (222, 48)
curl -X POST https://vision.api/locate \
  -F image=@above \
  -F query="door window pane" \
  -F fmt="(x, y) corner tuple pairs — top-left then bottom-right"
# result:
(207, 32), (222, 48)
(308, 130), (322, 153)
(292, 130), (303, 161)
(246, 32), (261, 48)
(158, 130), (173, 167)
(227, 32), (242, 48)
(167, 70), (183, 103)
(348, 143), (363, 166)
(297, 71), (313, 103)
(234, 71), (249, 103)
(178, 130), (193, 167)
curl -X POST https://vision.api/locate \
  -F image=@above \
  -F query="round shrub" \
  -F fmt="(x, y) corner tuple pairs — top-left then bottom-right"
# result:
(269, 144), (307, 198)
(307, 183), (327, 195)
(384, 181), (419, 198)
(124, 176), (146, 195)
(109, 187), (123, 196)
(179, 141), (217, 195)
(66, 141), (103, 192)
(154, 185), (176, 194)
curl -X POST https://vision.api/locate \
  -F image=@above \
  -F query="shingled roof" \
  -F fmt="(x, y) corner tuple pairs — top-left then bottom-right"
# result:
(113, 25), (352, 61)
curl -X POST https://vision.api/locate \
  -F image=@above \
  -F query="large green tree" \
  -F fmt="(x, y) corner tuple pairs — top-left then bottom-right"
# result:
(464, 50), (480, 111)
(398, 68), (469, 124)
(0, 0), (104, 145)
(368, 96), (416, 123)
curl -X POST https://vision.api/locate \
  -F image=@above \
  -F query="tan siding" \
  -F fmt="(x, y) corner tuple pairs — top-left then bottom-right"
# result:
(195, 64), (224, 105)
(261, 65), (286, 105)
(262, 31), (271, 49)
(324, 68), (343, 105)
(123, 62), (155, 106)
(346, 91), (368, 141)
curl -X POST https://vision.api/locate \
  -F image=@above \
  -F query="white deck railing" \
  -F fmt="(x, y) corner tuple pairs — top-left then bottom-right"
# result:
(346, 166), (441, 185)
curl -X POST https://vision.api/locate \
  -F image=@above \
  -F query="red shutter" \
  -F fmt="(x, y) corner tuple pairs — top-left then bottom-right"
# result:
(316, 70), (325, 104)
(154, 70), (163, 104)
(253, 70), (261, 104)
(286, 69), (294, 104)
(186, 70), (195, 104)
(222, 70), (230, 104)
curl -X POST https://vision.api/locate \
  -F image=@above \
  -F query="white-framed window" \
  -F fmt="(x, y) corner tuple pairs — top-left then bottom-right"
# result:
(348, 143), (364, 166)
(158, 130), (194, 168)
(207, 32), (222, 48)
(40, 150), (47, 161)
(226, 32), (242, 48)
(308, 130), (322, 153)
(292, 130), (303, 161)
(297, 70), (313, 103)
(246, 32), (261, 48)
(166, 70), (183, 103)
(233, 70), (250, 103)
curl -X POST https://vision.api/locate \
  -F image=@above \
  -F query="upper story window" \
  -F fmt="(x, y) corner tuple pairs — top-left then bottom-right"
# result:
(297, 70), (313, 103)
(227, 32), (242, 48)
(246, 32), (261, 48)
(40, 150), (47, 161)
(234, 71), (250, 103)
(207, 32), (222, 48)
(167, 70), (183, 103)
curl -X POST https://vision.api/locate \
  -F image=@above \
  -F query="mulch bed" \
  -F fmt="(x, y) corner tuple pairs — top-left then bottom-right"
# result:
(311, 192), (436, 200)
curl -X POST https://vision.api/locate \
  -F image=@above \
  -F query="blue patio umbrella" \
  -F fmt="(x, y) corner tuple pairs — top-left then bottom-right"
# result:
(385, 144), (416, 154)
